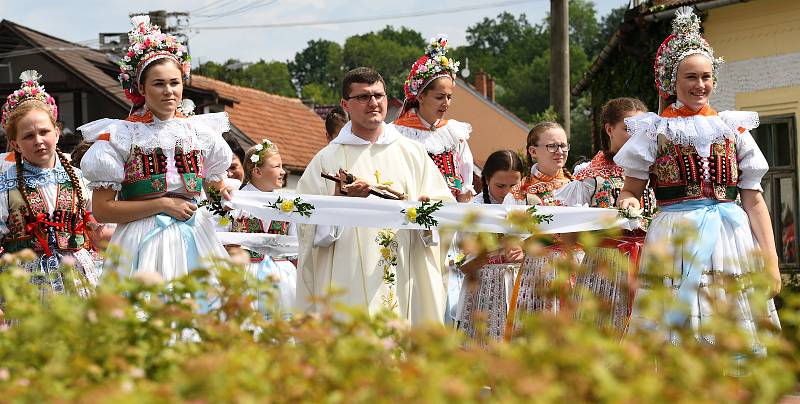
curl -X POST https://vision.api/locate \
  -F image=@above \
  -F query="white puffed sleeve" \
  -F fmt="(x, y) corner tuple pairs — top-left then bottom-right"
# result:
(190, 113), (232, 183)
(457, 138), (475, 195)
(613, 132), (656, 180)
(554, 178), (595, 207)
(203, 135), (233, 183)
(736, 130), (768, 192)
(77, 119), (131, 191)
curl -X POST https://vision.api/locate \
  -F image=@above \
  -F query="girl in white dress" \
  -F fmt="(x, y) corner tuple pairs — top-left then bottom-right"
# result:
(615, 8), (780, 347)
(78, 16), (232, 280)
(229, 139), (297, 319)
(393, 35), (474, 202)
(456, 150), (524, 342)
(0, 71), (101, 296)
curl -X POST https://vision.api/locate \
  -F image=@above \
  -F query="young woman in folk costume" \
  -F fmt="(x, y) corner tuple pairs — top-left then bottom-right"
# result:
(78, 16), (233, 280)
(555, 97), (657, 333)
(615, 8), (780, 346)
(455, 150), (525, 342)
(227, 139), (297, 319)
(501, 122), (576, 338)
(392, 35), (474, 203)
(0, 71), (101, 295)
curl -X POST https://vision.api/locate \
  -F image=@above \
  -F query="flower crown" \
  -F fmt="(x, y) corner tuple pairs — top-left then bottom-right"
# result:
(1, 70), (58, 129)
(654, 7), (723, 98)
(250, 138), (278, 165)
(403, 35), (460, 102)
(118, 15), (191, 105)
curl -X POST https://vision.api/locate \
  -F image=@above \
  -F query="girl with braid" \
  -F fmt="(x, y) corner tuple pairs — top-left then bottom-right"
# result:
(0, 70), (101, 295)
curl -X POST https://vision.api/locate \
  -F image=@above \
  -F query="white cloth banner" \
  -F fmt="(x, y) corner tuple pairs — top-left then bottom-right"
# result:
(216, 232), (298, 258)
(229, 191), (634, 234)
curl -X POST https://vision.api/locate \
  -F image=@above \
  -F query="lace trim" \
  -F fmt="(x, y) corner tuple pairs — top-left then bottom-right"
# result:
(625, 110), (759, 157)
(0, 163), (71, 192)
(393, 120), (471, 154)
(87, 181), (123, 191)
(78, 112), (230, 154)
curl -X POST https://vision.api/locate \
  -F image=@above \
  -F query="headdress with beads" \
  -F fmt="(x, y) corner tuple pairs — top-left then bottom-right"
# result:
(403, 35), (460, 103)
(249, 138), (278, 166)
(117, 15), (191, 105)
(1, 70), (58, 129)
(654, 7), (723, 98)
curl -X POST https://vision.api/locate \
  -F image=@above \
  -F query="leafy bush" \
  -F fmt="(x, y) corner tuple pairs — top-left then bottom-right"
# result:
(0, 238), (797, 402)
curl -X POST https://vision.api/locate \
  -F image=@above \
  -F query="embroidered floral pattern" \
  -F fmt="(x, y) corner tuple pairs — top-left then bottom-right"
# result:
(376, 229), (399, 310)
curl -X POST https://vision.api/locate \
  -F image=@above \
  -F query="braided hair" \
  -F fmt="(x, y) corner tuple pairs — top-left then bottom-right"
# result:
(4, 102), (86, 231)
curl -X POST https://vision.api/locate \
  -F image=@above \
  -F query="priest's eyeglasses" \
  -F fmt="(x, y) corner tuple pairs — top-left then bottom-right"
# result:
(538, 143), (570, 153)
(345, 93), (387, 103)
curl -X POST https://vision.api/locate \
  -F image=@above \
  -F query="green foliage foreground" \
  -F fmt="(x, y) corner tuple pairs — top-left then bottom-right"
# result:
(0, 248), (798, 403)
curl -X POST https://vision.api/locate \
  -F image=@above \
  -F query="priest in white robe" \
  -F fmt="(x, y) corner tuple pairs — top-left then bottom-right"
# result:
(296, 67), (455, 324)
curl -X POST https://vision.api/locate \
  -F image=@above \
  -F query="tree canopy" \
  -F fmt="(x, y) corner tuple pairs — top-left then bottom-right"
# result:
(193, 1), (627, 164)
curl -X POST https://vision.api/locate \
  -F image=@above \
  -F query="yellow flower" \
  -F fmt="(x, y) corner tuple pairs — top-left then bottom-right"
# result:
(441, 57), (449, 66)
(380, 247), (392, 260)
(217, 216), (231, 227)
(405, 208), (418, 223)
(280, 200), (295, 213)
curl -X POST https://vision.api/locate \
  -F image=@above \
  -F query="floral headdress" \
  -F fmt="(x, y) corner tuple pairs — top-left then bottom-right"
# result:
(654, 7), (723, 98)
(403, 35), (460, 102)
(249, 138), (278, 165)
(1, 70), (58, 129)
(118, 15), (191, 105)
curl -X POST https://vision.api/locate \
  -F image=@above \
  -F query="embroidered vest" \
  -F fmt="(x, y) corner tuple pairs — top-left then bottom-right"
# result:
(576, 152), (657, 216)
(3, 181), (90, 254)
(120, 146), (205, 200)
(429, 151), (463, 197)
(511, 170), (571, 206)
(651, 135), (738, 206)
(231, 215), (290, 262)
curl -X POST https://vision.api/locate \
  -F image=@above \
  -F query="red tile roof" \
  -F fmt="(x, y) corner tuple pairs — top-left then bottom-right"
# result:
(191, 75), (327, 171)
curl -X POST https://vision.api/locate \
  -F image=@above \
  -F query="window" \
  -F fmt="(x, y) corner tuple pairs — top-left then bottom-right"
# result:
(753, 115), (798, 273)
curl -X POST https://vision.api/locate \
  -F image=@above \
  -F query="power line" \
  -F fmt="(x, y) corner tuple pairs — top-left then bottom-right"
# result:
(196, 0), (279, 23)
(192, 0), (538, 31)
(190, 0), (237, 14)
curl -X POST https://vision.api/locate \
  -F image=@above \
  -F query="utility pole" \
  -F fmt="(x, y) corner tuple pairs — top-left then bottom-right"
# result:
(99, 10), (190, 55)
(549, 0), (570, 137)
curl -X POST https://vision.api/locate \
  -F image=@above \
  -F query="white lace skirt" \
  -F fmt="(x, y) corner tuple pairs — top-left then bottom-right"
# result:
(104, 209), (229, 280)
(631, 207), (781, 346)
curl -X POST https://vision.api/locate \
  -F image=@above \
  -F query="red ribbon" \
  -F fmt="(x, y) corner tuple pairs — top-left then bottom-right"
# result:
(72, 211), (96, 235)
(24, 213), (63, 257)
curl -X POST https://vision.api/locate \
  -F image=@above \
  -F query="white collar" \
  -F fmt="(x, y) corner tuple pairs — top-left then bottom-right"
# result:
(332, 121), (400, 145)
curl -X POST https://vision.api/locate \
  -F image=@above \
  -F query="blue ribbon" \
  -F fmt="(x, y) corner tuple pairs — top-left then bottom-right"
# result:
(659, 200), (747, 327)
(132, 213), (200, 274)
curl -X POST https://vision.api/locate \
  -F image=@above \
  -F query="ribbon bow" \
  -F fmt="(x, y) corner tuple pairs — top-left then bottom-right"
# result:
(132, 213), (200, 274)
(660, 200), (747, 327)
(24, 212), (62, 257)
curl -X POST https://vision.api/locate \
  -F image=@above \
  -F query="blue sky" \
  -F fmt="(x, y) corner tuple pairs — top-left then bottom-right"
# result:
(1, 0), (629, 65)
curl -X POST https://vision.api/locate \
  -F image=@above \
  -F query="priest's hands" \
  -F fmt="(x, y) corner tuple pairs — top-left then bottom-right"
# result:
(334, 169), (370, 197)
